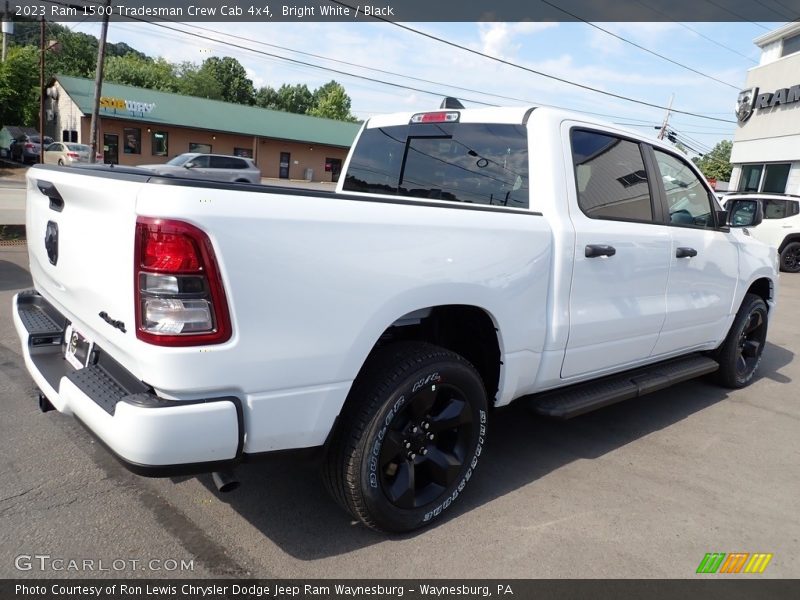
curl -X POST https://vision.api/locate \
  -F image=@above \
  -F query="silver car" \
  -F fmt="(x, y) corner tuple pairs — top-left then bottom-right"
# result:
(138, 153), (261, 184)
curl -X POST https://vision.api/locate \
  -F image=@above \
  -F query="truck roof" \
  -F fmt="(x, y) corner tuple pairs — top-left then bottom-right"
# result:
(365, 104), (674, 152)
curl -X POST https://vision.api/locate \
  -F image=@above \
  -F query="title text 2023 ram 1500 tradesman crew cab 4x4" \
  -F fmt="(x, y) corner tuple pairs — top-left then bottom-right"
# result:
(13, 104), (778, 532)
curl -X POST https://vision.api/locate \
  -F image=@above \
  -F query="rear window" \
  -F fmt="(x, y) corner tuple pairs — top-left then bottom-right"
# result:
(343, 122), (529, 208)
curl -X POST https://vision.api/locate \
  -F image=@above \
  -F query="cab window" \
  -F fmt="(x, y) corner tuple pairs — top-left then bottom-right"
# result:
(653, 150), (716, 229)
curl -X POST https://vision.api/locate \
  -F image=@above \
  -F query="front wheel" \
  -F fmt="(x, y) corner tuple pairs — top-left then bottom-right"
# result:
(324, 342), (488, 533)
(780, 242), (800, 273)
(714, 293), (769, 388)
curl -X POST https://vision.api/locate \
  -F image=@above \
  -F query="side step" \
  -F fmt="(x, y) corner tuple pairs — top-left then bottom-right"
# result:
(530, 354), (719, 419)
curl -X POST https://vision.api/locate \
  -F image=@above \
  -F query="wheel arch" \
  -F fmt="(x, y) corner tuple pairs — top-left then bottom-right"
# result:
(745, 277), (775, 308)
(355, 304), (503, 406)
(777, 234), (800, 254)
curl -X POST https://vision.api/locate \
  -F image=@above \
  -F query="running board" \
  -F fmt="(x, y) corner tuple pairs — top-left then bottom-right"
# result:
(529, 354), (719, 419)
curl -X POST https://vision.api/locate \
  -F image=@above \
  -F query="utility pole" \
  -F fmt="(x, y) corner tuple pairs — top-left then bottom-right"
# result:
(657, 94), (674, 141)
(2, 1), (11, 63)
(89, 0), (111, 163)
(39, 16), (45, 163)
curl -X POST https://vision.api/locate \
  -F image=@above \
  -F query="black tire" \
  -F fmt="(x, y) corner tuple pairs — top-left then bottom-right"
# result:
(57, 159), (64, 166)
(324, 342), (488, 533)
(714, 293), (768, 388)
(779, 242), (800, 273)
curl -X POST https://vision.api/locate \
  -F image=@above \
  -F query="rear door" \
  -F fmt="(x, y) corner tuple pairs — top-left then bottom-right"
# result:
(562, 127), (671, 379)
(647, 148), (739, 354)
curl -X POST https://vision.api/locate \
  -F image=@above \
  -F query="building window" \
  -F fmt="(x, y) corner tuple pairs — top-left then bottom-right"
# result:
(189, 142), (212, 153)
(782, 32), (800, 57)
(738, 163), (790, 193)
(123, 127), (141, 154)
(151, 131), (168, 156)
(233, 147), (253, 158)
(62, 130), (78, 143)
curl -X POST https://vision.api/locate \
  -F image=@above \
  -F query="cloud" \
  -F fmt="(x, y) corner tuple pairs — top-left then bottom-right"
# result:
(478, 22), (558, 58)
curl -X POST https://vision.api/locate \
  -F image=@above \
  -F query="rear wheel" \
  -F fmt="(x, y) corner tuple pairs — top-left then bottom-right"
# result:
(57, 159), (64, 166)
(779, 242), (800, 273)
(714, 293), (768, 388)
(324, 342), (487, 532)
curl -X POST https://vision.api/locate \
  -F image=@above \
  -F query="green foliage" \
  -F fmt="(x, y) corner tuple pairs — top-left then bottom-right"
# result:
(3, 24), (358, 122)
(275, 83), (313, 114)
(254, 85), (280, 109)
(308, 80), (357, 121)
(104, 55), (178, 92)
(0, 46), (40, 128)
(176, 62), (223, 99)
(692, 140), (733, 182)
(197, 57), (255, 104)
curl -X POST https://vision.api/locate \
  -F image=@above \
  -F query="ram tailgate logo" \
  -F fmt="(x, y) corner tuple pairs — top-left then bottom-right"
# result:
(696, 552), (773, 574)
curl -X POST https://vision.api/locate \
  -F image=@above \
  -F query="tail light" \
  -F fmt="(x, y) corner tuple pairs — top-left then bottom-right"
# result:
(67, 152), (79, 158)
(134, 217), (231, 346)
(24, 143), (34, 149)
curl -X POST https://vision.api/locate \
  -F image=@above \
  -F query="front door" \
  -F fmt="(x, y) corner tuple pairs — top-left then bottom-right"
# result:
(562, 127), (671, 379)
(103, 134), (118, 165)
(279, 152), (290, 179)
(649, 148), (739, 355)
(328, 157), (343, 183)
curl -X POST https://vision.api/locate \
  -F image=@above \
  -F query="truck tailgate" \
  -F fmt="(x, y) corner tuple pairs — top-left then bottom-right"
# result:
(26, 167), (146, 347)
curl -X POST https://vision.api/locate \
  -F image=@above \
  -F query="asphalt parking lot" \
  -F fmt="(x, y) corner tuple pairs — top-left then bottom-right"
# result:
(0, 242), (798, 579)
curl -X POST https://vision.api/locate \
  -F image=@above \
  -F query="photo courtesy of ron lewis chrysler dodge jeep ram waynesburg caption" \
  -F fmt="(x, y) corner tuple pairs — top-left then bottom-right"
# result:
(13, 102), (778, 533)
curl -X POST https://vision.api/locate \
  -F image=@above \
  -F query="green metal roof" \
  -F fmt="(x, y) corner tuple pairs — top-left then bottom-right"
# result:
(57, 74), (361, 148)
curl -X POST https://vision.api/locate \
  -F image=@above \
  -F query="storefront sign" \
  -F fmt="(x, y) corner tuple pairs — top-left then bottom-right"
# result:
(736, 85), (800, 123)
(99, 96), (156, 115)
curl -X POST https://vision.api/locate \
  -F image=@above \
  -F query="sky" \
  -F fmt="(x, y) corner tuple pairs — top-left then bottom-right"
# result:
(66, 19), (788, 156)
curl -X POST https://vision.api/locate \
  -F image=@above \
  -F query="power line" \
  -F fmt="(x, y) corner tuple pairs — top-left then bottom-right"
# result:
(328, 1), (738, 123)
(632, 0), (759, 64)
(538, 0), (740, 90)
(701, 0), (773, 30)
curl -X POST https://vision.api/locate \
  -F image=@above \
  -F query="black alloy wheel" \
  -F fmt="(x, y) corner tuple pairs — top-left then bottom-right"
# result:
(780, 242), (800, 273)
(715, 293), (769, 388)
(378, 381), (474, 510)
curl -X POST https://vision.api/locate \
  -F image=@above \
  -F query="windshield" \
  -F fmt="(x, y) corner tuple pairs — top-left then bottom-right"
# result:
(165, 154), (192, 166)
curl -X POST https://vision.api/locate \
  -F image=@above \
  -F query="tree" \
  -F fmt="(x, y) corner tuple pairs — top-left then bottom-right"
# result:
(275, 83), (313, 114)
(198, 57), (254, 105)
(254, 85), (280, 109)
(693, 140), (733, 182)
(104, 55), (178, 92)
(308, 80), (357, 121)
(176, 62), (223, 100)
(0, 46), (40, 127)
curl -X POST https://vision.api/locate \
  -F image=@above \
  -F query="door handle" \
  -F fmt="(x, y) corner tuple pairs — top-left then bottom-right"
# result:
(585, 244), (616, 258)
(676, 247), (697, 258)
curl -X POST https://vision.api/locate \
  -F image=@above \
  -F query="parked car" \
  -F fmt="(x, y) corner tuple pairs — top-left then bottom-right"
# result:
(721, 193), (800, 272)
(10, 135), (54, 164)
(43, 142), (103, 166)
(137, 153), (261, 184)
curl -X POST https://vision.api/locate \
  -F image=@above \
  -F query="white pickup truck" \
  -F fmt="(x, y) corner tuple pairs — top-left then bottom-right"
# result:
(13, 104), (778, 533)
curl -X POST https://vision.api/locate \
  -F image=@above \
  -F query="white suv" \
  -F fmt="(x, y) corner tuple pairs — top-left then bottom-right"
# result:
(723, 193), (800, 272)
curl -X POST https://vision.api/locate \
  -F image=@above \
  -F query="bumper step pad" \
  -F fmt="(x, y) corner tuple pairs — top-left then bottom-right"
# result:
(16, 290), (66, 348)
(530, 354), (719, 419)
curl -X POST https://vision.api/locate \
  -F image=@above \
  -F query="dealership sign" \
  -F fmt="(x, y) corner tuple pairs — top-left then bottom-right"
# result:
(99, 96), (156, 116)
(736, 85), (800, 123)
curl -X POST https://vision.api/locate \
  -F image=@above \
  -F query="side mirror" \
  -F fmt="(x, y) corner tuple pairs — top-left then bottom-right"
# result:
(184, 162), (194, 169)
(727, 199), (763, 228)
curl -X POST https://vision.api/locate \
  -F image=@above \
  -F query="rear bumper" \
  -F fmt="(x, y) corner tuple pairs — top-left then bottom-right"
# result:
(12, 290), (243, 476)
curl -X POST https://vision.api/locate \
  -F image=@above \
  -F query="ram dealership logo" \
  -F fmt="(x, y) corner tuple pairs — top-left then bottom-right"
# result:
(736, 87), (758, 123)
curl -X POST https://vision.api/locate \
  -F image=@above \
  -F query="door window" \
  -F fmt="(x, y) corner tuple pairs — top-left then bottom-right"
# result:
(653, 150), (716, 229)
(570, 130), (654, 222)
(187, 155), (210, 168)
(763, 199), (800, 219)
